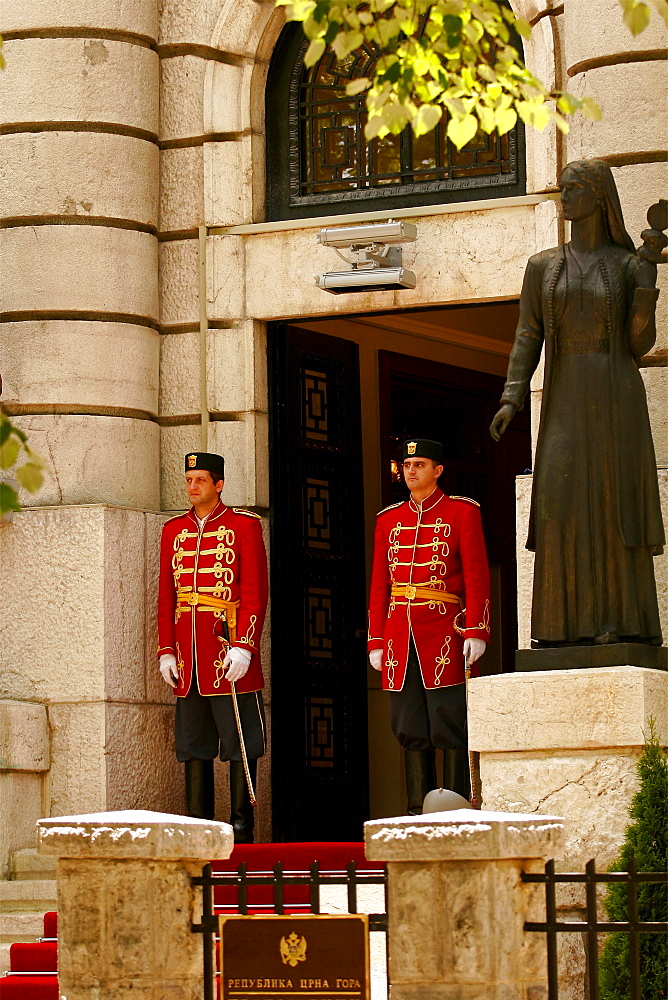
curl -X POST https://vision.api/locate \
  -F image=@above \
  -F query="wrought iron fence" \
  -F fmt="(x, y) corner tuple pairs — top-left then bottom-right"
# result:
(522, 858), (668, 1000)
(192, 860), (388, 1000)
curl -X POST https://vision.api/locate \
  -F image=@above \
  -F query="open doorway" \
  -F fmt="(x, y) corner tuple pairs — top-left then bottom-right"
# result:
(269, 302), (530, 839)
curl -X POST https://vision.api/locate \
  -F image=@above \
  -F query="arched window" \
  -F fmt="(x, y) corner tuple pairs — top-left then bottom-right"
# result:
(266, 22), (525, 221)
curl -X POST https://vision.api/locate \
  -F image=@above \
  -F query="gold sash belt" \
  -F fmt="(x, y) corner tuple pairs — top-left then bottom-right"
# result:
(391, 583), (461, 606)
(176, 590), (239, 628)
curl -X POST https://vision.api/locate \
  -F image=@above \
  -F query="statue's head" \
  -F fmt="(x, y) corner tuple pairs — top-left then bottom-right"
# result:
(559, 158), (635, 252)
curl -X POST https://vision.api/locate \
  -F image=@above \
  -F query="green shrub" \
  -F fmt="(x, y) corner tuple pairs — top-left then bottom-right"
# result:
(599, 719), (667, 1000)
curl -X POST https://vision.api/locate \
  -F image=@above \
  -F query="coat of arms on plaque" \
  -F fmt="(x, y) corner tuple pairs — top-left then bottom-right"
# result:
(280, 931), (307, 967)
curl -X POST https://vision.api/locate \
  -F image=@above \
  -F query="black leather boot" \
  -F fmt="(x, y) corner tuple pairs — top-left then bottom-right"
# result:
(230, 759), (257, 843)
(185, 758), (215, 820)
(404, 749), (437, 815)
(443, 748), (471, 802)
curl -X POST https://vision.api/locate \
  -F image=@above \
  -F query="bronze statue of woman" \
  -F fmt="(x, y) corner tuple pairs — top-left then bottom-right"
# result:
(491, 158), (664, 647)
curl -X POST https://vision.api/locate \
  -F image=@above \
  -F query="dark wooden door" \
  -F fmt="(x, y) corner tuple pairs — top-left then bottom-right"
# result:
(269, 325), (369, 841)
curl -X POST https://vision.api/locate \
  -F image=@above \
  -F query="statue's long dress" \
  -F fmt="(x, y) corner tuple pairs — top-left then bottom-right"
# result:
(502, 244), (664, 645)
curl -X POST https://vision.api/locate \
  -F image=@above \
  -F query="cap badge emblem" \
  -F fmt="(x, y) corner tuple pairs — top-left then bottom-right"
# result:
(187, 454), (197, 468)
(407, 441), (416, 455)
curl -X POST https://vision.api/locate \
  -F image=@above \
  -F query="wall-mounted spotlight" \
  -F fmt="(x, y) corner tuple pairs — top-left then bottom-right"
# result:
(315, 219), (417, 294)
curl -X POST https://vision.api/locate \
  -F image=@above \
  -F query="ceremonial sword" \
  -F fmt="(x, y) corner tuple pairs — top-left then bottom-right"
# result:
(464, 653), (479, 810)
(221, 617), (257, 807)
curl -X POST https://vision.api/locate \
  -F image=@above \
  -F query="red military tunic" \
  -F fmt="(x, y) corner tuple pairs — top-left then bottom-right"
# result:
(157, 501), (267, 697)
(367, 487), (490, 691)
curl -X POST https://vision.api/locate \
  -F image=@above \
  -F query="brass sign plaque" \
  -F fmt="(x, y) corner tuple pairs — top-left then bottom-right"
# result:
(219, 914), (370, 1000)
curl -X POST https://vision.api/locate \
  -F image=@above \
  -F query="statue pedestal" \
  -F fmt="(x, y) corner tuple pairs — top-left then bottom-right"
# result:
(516, 643), (667, 672)
(468, 664), (667, 1000)
(468, 665), (667, 867)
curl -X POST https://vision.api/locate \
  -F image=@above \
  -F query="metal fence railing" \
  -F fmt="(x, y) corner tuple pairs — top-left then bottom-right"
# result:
(191, 860), (388, 1000)
(522, 858), (668, 1000)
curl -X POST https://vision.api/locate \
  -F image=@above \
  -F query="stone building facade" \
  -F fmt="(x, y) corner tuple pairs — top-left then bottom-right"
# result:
(1, 0), (666, 861)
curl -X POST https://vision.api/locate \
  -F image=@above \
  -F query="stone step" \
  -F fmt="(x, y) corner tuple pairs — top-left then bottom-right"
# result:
(9, 848), (57, 880)
(0, 880), (57, 912)
(0, 911), (45, 943)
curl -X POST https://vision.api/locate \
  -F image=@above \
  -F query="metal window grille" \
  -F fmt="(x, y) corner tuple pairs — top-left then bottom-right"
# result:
(522, 858), (668, 1000)
(192, 860), (388, 1000)
(288, 35), (518, 209)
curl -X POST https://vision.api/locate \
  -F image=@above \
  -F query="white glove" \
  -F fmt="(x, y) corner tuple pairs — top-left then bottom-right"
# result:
(159, 653), (178, 688)
(223, 646), (252, 683)
(369, 649), (383, 671)
(464, 638), (487, 665)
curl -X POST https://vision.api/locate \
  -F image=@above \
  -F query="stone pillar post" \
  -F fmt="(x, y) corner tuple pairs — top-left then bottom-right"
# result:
(37, 809), (233, 999)
(364, 809), (565, 1000)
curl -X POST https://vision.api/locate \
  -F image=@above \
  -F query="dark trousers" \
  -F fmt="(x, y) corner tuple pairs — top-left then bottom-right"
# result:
(390, 638), (467, 751)
(175, 684), (266, 762)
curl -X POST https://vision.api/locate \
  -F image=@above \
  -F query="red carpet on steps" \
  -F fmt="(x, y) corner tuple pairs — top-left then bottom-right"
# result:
(0, 843), (378, 998)
(0, 911), (58, 999)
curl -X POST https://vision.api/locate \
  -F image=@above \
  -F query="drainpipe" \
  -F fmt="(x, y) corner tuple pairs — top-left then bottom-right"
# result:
(198, 225), (209, 452)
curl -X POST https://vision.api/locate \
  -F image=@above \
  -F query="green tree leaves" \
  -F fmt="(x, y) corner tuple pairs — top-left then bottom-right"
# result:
(276, 0), (664, 148)
(620, 0), (668, 34)
(0, 410), (47, 517)
(599, 720), (668, 1000)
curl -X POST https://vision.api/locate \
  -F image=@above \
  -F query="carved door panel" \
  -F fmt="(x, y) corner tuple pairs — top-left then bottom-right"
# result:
(269, 325), (369, 841)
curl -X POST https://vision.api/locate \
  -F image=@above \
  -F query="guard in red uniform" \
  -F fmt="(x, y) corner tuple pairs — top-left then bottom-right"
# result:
(158, 452), (268, 841)
(367, 439), (490, 811)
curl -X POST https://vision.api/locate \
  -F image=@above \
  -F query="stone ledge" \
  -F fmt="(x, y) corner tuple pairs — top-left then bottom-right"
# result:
(364, 809), (564, 862)
(37, 809), (233, 859)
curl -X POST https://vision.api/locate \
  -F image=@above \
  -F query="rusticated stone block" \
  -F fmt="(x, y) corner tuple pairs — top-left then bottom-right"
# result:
(204, 60), (251, 135)
(565, 0), (668, 69)
(1, 321), (159, 415)
(1, 225), (159, 321)
(0, 700), (49, 771)
(2, 0), (158, 39)
(48, 703), (107, 817)
(641, 366), (668, 466)
(515, 474), (534, 651)
(468, 666), (668, 753)
(567, 61), (668, 161)
(159, 145), (203, 233)
(159, 238), (199, 327)
(10, 413), (160, 509)
(0, 772), (45, 879)
(1, 38), (159, 134)
(1, 132), (159, 228)
(479, 748), (642, 870)
(209, 0), (279, 59)
(207, 233), (246, 322)
(105, 704), (185, 814)
(205, 135), (260, 227)
(160, 54), (206, 142)
(159, 321), (268, 417)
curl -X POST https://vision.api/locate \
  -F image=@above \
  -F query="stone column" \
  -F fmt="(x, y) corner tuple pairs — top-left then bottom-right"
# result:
(37, 809), (233, 999)
(364, 809), (565, 1000)
(0, 0), (161, 507)
(0, 3), (186, 828)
